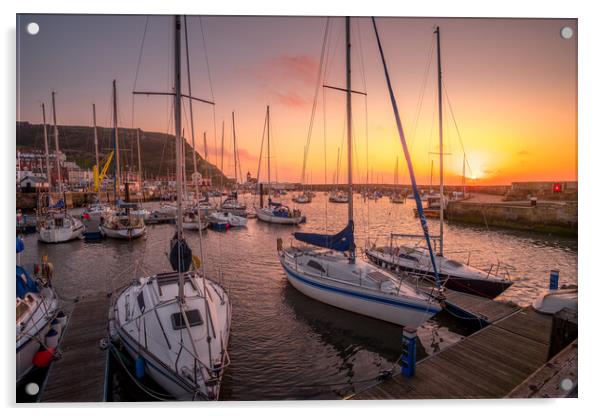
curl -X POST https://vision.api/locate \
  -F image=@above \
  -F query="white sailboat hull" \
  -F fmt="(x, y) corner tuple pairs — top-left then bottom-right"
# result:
(110, 272), (231, 400)
(279, 251), (441, 327)
(38, 220), (84, 243)
(16, 289), (59, 383)
(183, 221), (208, 231)
(100, 225), (146, 239)
(255, 208), (304, 225)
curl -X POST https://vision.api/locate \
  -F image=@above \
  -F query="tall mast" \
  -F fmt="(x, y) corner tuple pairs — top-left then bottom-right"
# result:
(184, 16), (199, 198)
(41, 103), (51, 191)
(51, 91), (62, 194)
(203, 131), (208, 182)
(266, 105), (271, 197)
(182, 129), (187, 198)
(137, 129), (143, 190)
(112, 80), (120, 200)
(174, 15), (185, 299)
(335, 147), (340, 185)
(92, 104), (100, 198)
(220, 120), (224, 191)
(345, 16), (355, 263)
(232, 112), (238, 185)
(435, 26), (444, 256)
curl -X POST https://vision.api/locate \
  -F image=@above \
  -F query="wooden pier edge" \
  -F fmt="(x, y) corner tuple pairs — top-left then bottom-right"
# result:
(506, 339), (578, 398)
(39, 292), (110, 402)
(347, 307), (556, 400)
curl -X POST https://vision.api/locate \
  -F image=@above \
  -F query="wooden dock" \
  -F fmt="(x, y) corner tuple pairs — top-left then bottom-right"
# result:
(40, 293), (110, 402)
(507, 339), (577, 398)
(408, 275), (519, 326)
(349, 307), (555, 400)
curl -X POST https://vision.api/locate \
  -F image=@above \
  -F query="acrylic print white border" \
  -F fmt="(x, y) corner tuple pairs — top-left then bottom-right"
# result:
(2, 0), (598, 415)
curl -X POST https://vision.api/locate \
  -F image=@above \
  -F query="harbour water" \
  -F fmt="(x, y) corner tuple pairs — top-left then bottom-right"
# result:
(17, 192), (577, 400)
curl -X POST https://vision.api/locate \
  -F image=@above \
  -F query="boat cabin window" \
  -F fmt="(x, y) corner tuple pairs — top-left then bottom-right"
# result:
(398, 253), (419, 262)
(171, 309), (203, 330)
(307, 260), (326, 273)
(137, 292), (146, 312)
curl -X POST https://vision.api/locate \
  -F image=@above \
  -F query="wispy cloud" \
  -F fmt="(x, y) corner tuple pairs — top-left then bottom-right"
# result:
(269, 54), (319, 85)
(516, 150), (530, 156)
(274, 91), (309, 108)
(252, 53), (319, 108)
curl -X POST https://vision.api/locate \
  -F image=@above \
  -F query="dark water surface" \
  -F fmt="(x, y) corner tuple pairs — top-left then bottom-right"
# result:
(18, 193), (577, 400)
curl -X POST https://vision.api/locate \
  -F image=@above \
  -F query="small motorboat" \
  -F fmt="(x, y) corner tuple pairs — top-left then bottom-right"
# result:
(533, 287), (578, 314)
(328, 191), (348, 203)
(292, 192), (312, 204)
(413, 194), (445, 218)
(208, 211), (247, 227)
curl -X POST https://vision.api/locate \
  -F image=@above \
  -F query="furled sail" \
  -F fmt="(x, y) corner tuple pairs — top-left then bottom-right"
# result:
(169, 235), (192, 272)
(294, 220), (354, 252)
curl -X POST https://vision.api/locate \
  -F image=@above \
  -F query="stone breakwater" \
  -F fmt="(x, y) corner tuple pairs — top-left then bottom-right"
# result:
(445, 200), (577, 237)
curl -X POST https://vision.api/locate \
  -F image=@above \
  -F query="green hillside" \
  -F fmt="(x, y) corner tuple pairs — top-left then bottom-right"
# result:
(16, 121), (228, 184)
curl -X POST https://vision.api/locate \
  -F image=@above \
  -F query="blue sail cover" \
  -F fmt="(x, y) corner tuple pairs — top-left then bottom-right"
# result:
(294, 220), (354, 252)
(169, 236), (192, 272)
(16, 237), (24, 253)
(17, 265), (38, 298)
(49, 199), (65, 209)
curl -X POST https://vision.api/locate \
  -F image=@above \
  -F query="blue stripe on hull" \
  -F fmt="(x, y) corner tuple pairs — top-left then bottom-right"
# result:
(281, 259), (440, 314)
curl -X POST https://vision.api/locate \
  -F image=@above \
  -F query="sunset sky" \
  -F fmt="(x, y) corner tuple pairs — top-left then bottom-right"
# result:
(16, 14), (577, 185)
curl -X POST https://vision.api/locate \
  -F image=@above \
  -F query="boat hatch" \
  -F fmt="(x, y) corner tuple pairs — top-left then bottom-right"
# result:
(307, 260), (326, 273)
(446, 260), (463, 268)
(171, 309), (203, 330)
(367, 271), (390, 283)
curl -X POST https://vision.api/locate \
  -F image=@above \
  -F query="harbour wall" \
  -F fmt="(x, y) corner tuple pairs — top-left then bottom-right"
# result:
(445, 200), (578, 237)
(16, 191), (157, 211)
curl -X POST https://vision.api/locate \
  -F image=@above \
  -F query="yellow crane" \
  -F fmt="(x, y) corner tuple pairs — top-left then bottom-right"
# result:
(93, 150), (114, 193)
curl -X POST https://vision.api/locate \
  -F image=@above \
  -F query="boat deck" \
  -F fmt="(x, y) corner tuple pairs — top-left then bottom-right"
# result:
(348, 307), (554, 400)
(39, 292), (110, 402)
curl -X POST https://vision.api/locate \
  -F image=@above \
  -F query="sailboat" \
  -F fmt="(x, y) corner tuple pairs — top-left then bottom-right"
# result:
(328, 147), (348, 203)
(100, 80), (146, 240)
(292, 143), (313, 204)
(277, 17), (441, 327)
(16, 237), (61, 383)
(109, 15), (231, 400)
(37, 93), (84, 244)
(366, 26), (513, 299)
(219, 113), (248, 218)
(84, 103), (114, 221)
(255, 105), (305, 225)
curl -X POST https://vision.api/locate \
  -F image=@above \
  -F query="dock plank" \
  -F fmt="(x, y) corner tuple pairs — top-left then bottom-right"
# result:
(349, 308), (555, 400)
(40, 293), (109, 402)
(506, 340), (578, 398)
